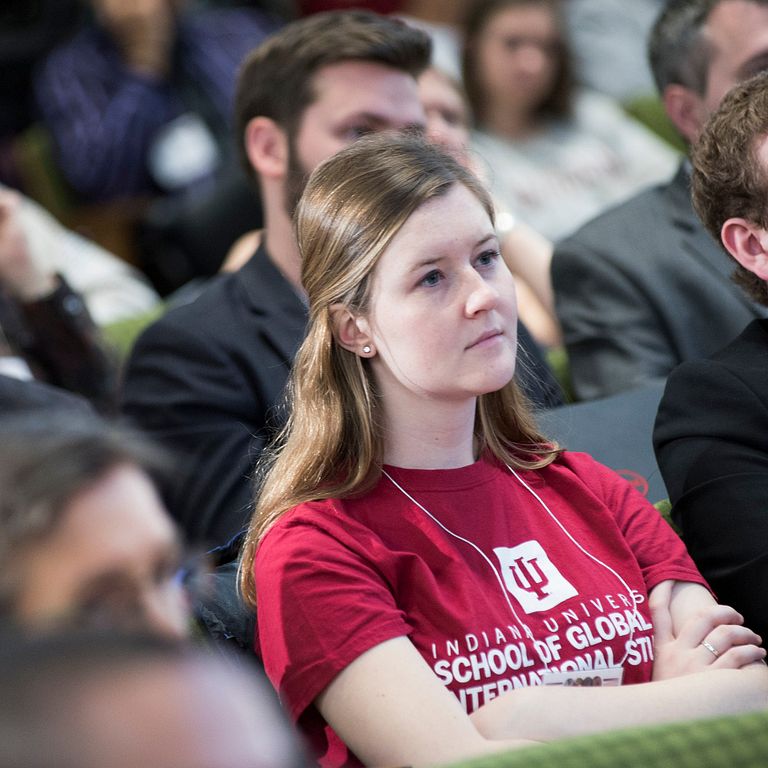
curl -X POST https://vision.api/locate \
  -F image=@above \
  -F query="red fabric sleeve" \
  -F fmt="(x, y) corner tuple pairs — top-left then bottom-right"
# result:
(255, 511), (411, 723)
(564, 452), (709, 593)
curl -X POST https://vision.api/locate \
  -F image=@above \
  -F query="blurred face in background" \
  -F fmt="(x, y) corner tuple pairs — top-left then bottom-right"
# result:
(11, 464), (189, 639)
(473, 2), (562, 123)
(418, 68), (471, 162)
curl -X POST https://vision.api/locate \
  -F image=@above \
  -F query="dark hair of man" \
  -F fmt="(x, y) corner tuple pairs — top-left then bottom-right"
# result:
(234, 10), (432, 178)
(648, 0), (768, 95)
(691, 71), (768, 305)
(0, 412), (170, 614)
(648, 0), (716, 94)
(461, 0), (572, 128)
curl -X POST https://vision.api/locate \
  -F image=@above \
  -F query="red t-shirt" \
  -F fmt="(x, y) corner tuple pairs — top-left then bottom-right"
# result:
(255, 452), (705, 767)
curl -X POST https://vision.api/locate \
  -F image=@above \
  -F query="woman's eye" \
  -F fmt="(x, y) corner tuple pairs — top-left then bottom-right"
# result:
(419, 269), (442, 287)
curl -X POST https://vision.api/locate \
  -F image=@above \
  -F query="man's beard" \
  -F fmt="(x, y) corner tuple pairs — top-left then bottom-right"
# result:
(283, 139), (311, 219)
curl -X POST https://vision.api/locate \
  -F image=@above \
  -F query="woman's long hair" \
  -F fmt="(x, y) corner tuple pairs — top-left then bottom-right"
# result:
(239, 134), (559, 607)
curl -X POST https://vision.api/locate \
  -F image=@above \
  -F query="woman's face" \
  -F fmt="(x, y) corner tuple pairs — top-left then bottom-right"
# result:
(418, 69), (471, 163)
(363, 183), (518, 412)
(473, 3), (561, 121)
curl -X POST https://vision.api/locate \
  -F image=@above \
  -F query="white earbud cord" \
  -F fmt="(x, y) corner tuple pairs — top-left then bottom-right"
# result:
(382, 468), (537, 643)
(506, 465), (640, 667)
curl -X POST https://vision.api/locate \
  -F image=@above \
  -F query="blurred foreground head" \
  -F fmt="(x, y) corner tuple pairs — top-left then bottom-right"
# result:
(0, 629), (307, 768)
(0, 412), (189, 637)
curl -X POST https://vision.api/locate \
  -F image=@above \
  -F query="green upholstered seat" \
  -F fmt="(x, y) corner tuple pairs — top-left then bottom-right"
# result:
(445, 710), (768, 768)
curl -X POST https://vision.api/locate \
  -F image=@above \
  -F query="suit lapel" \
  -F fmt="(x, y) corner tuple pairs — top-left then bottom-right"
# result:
(235, 241), (308, 361)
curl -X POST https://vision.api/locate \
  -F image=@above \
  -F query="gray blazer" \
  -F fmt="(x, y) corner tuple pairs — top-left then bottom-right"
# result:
(552, 163), (766, 401)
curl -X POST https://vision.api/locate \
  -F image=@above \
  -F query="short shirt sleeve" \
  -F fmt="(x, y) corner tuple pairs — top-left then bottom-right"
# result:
(561, 452), (708, 593)
(254, 507), (411, 723)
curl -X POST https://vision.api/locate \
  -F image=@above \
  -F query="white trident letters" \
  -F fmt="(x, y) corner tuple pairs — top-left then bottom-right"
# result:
(494, 541), (577, 613)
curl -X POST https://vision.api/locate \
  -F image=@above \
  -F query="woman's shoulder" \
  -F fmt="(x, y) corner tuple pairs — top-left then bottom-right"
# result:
(259, 497), (348, 540)
(529, 449), (638, 493)
(256, 495), (386, 562)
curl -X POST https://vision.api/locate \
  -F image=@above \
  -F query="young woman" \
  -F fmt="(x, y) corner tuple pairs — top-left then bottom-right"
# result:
(462, 0), (678, 241)
(240, 134), (767, 768)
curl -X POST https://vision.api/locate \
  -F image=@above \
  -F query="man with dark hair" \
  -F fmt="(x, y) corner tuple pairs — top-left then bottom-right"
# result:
(552, 0), (768, 401)
(121, 12), (430, 546)
(654, 71), (768, 642)
(122, 11), (562, 546)
(0, 412), (188, 637)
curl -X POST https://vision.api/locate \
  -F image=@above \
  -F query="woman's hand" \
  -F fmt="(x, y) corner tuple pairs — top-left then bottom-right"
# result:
(650, 580), (765, 680)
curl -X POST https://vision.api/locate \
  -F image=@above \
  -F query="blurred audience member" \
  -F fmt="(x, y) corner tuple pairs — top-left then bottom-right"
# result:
(654, 72), (768, 642)
(123, 13), (430, 546)
(418, 66), (560, 347)
(0, 190), (116, 409)
(3, 184), (159, 324)
(395, 1), (472, 80)
(0, 630), (307, 768)
(34, 0), (279, 203)
(463, 0), (678, 242)
(563, 0), (664, 101)
(0, 412), (188, 638)
(552, 0), (768, 401)
(0, 0), (82, 187)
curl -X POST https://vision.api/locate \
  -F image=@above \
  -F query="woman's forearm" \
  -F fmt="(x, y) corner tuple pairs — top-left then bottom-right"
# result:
(471, 664), (768, 742)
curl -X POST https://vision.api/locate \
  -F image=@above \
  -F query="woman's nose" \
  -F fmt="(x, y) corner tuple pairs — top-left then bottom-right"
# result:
(464, 273), (499, 316)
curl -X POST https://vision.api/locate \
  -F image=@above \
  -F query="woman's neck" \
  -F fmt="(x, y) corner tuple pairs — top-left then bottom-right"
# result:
(381, 398), (478, 469)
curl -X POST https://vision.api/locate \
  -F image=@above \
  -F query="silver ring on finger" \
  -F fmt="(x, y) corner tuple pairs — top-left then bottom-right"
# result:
(700, 640), (720, 658)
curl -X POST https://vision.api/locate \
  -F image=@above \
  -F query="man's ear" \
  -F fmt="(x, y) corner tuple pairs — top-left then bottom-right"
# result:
(244, 117), (288, 180)
(721, 217), (768, 280)
(329, 303), (373, 356)
(662, 84), (706, 144)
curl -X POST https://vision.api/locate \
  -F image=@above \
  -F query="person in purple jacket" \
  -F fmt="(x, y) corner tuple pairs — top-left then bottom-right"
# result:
(34, 0), (280, 202)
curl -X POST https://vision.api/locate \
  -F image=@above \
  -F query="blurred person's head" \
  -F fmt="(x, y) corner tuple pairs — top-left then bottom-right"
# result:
(0, 413), (189, 638)
(0, 629), (306, 768)
(691, 71), (768, 305)
(235, 11), (431, 218)
(649, 0), (768, 143)
(461, 0), (572, 132)
(418, 67), (472, 162)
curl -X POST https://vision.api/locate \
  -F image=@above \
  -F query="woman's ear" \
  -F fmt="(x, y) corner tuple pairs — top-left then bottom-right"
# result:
(329, 304), (374, 357)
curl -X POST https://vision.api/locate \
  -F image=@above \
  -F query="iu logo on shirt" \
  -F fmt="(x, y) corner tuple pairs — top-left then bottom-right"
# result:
(493, 541), (577, 613)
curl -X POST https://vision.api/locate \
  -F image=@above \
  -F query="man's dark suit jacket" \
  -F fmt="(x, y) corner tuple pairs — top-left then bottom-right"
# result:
(122, 242), (562, 547)
(122, 243), (307, 545)
(552, 164), (766, 401)
(654, 319), (768, 640)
